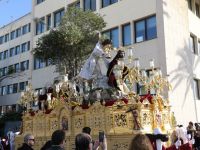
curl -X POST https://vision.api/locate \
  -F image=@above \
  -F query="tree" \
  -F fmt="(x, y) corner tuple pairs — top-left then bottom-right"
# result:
(34, 7), (106, 78)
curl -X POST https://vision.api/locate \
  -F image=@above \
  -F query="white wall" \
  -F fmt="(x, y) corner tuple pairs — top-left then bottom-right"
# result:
(161, 0), (200, 124)
(0, 13), (32, 105)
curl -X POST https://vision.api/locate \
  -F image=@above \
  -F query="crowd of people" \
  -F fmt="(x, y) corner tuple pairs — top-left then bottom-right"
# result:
(1, 121), (198, 150)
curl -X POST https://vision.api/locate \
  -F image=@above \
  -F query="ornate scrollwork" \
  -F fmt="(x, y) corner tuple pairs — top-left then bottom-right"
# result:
(74, 117), (83, 129)
(51, 120), (58, 131)
(24, 121), (32, 133)
(114, 113), (128, 127)
(112, 142), (129, 150)
(142, 112), (151, 125)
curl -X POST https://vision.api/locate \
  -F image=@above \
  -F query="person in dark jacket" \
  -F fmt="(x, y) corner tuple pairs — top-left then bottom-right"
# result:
(17, 134), (35, 150)
(41, 140), (52, 150)
(47, 130), (65, 150)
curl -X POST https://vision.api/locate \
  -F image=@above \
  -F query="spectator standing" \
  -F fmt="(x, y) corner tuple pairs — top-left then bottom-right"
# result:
(41, 140), (52, 150)
(48, 130), (65, 150)
(75, 133), (107, 150)
(194, 124), (200, 150)
(0, 137), (4, 150)
(187, 122), (195, 140)
(17, 134), (35, 150)
(7, 128), (15, 150)
(82, 127), (91, 135)
(129, 134), (153, 150)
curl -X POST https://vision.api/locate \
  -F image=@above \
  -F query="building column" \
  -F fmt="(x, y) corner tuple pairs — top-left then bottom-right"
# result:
(96, 0), (101, 13)
(1, 105), (5, 114)
(16, 104), (19, 112)
(80, 0), (84, 9)
(119, 25), (122, 47)
(130, 21), (134, 45)
(192, 0), (195, 12)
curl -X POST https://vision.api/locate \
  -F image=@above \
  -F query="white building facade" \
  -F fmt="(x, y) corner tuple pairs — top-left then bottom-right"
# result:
(0, 0), (200, 125)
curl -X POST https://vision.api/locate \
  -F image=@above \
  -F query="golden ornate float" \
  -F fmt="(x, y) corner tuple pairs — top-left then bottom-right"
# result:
(15, 94), (174, 149)
(15, 48), (176, 150)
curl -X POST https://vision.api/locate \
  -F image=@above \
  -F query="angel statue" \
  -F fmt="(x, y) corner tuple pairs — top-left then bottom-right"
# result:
(78, 39), (112, 89)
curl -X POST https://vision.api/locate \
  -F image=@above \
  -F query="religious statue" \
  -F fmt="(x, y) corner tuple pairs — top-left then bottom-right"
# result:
(126, 106), (141, 130)
(78, 39), (112, 88)
(107, 50), (129, 95)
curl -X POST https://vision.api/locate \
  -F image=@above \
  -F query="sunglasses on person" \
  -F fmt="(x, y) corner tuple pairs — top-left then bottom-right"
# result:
(28, 138), (35, 141)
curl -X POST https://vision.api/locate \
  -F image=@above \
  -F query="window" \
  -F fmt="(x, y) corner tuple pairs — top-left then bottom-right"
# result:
(2, 67), (8, 76)
(47, 15), (51, 30)
(188, 0), (192, 10)
(10, 48), (15, 57)
(0, 52), (3, 60)
(0, 68), (3, 77)
(84, 0), (96, 11)
(135, 15), (157, 43)
(102, 27), (119, 48)
(4, 50), (8, 59)
(146, 16), (157, 40)
(4, 34), (9, 42)
(16, 28), (21, 38)
(8, 65), (14, 74)
(27, 41), (30, 51)
(190, 34), (197, 54)
(22, 24), (28, 35)
(102, 0), (118, 8)
(198, 40), (200, 53)
(20, 60), (29, 71)
(14, 63), (20, 73)
(15, 45), (20, 55)
(34, 58), (47, 69)
(7, 85), (13, 94)
(122, 23), (131, 46)
(2, 86), (7, 95)
(36, 17), (45, 35)
(10, 31), (15, 40)
(194, 79), (200, 100)
(19, 82), (25, 91)
(19, 81), (28, 91)
(36, 0), (44, 4)
(21, 42), (29, 52)
(28, 23), (31, 32)
(196, 3), (200, 18)
(13, 83), (18, 93)
(54, 9), (65, 27)
(0, 36), (4, 44)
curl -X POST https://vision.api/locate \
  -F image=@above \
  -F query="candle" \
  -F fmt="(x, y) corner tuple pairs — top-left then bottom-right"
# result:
(64, 74), (68, 82)
(150, 59), (154, 68)
(128, 48), (133, 59)
(141, 69), (147, 77)
(134, 58), (140, 68)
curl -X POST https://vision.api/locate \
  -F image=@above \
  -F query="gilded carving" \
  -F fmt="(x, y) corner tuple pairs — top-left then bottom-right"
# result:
(112, 142), (129, 150)
(114, 113), (127, 127)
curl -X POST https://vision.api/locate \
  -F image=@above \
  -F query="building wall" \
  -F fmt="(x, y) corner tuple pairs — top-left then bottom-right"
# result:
(0, 0), (199, 125)
(161, 0), (200, 124)
(0, 13), (32, 107)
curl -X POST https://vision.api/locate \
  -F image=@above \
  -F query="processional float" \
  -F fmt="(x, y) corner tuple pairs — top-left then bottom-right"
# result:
(15, 43), (176, 150)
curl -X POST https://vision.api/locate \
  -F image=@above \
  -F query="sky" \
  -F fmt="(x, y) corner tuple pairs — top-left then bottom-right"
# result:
(0, 0), (32, 28)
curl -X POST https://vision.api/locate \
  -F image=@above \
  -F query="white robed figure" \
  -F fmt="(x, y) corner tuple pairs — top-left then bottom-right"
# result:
(78, 40), (112, 88)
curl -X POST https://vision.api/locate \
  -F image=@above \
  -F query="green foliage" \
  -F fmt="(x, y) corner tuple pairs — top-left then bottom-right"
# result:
(8, 66), (15, 75)
(34, 7), (106, 78)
